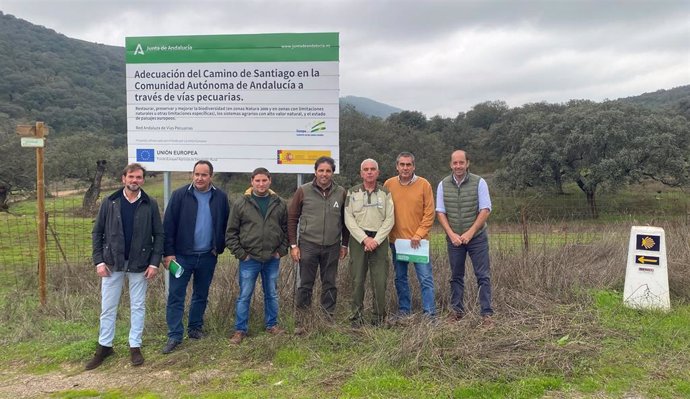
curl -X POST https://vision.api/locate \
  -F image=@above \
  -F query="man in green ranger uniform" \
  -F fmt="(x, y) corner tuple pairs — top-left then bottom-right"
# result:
(344, 158), (395, 327)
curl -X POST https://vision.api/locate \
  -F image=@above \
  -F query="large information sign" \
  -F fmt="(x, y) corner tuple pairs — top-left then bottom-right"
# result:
(125, 33), (339, 173)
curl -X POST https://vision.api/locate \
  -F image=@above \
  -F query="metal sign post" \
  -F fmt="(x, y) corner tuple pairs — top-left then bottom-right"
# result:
(163, 171), (172, 296)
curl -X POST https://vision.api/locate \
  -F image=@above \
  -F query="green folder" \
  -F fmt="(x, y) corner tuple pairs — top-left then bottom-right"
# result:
(169, 259), (184, 278)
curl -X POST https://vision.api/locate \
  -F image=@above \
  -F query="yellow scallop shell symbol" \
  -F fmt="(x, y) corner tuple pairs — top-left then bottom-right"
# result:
(641, 236), (656, 250)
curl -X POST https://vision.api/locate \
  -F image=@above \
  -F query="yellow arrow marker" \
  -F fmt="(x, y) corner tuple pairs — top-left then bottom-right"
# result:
(637, 256), (658, 264)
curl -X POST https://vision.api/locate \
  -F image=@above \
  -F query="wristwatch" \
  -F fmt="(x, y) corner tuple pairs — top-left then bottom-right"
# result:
(291, 244), (297, 249)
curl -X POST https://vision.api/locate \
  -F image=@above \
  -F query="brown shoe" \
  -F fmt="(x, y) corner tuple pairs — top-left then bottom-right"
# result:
(447, 312), (465, 323)
(85, 344), (114, 370)
(480, 315), (495, 329)
(229, 331), (246, 345)
(130, 347), (144, 366)
(266, 326), (286, 335)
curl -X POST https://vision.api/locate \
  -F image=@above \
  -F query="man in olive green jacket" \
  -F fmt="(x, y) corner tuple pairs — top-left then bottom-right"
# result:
(226, 168), (289, 344)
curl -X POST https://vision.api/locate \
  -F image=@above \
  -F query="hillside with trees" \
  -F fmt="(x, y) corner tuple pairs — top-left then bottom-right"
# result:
(0, 11), (126, 209)
(0, 11), (688, 216)
(0, 11), (126, 136)
(618, 85), (690, 119)
(340, 95), (402, 118)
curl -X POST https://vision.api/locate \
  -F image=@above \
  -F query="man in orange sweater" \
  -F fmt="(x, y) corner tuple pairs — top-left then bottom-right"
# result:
(383, 152), (437, 318)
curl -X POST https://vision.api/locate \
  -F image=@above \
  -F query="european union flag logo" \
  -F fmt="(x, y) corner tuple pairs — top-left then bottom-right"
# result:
(136, 148), (155, 162)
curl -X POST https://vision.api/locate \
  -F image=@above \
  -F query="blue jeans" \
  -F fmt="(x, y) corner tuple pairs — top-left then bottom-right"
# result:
(390, 244), (436, 316)
(235, 257), (280, 333)
(166, 252), (217, 341)
(99, 270), (147, 347)
(447, 230), (493, 316)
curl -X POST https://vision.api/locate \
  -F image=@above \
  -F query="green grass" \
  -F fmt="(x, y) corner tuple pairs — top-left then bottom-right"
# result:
(1, 289), (689, 397)
(568, 290), (690, 397)
(341, 367), (438, 398)
(453, 376), (564, 399)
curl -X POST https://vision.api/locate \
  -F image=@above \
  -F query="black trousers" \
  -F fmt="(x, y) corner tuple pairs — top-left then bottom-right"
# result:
(296, 240), (341, 317)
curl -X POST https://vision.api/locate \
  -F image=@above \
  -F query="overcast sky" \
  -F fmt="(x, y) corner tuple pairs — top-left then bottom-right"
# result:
(1, 0), (688, 117)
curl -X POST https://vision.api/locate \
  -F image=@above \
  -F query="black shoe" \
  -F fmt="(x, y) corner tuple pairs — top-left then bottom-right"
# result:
(188, 329), (205, 340)
(85, 344), (114, 370)
(161, 338), (182, 354)
(130, 347), (144, 366)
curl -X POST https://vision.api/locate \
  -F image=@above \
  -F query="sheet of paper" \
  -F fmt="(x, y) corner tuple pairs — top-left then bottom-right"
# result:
(394, 239), (430, 263)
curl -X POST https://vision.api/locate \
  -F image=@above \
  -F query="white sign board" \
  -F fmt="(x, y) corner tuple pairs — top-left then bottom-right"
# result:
(623, 226), (670, 310)
(125, 33), (339, 173)
(20, 137), (45, 148)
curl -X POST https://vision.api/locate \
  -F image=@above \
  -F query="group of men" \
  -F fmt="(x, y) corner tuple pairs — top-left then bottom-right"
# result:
(86, 149), (493, 369)
(343, 151), (493, 328)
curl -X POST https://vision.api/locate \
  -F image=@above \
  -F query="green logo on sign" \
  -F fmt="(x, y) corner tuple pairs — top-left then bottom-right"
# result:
(311, 121), (326, 133)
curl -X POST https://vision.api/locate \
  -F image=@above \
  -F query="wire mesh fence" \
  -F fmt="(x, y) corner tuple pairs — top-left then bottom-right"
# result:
(0, 189), (688, 309)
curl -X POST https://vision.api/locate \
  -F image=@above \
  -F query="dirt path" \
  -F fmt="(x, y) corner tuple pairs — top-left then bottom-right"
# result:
(51, 188), (86, 197)
(0, 367), (180, 398)
(51, 184), (120, 198)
